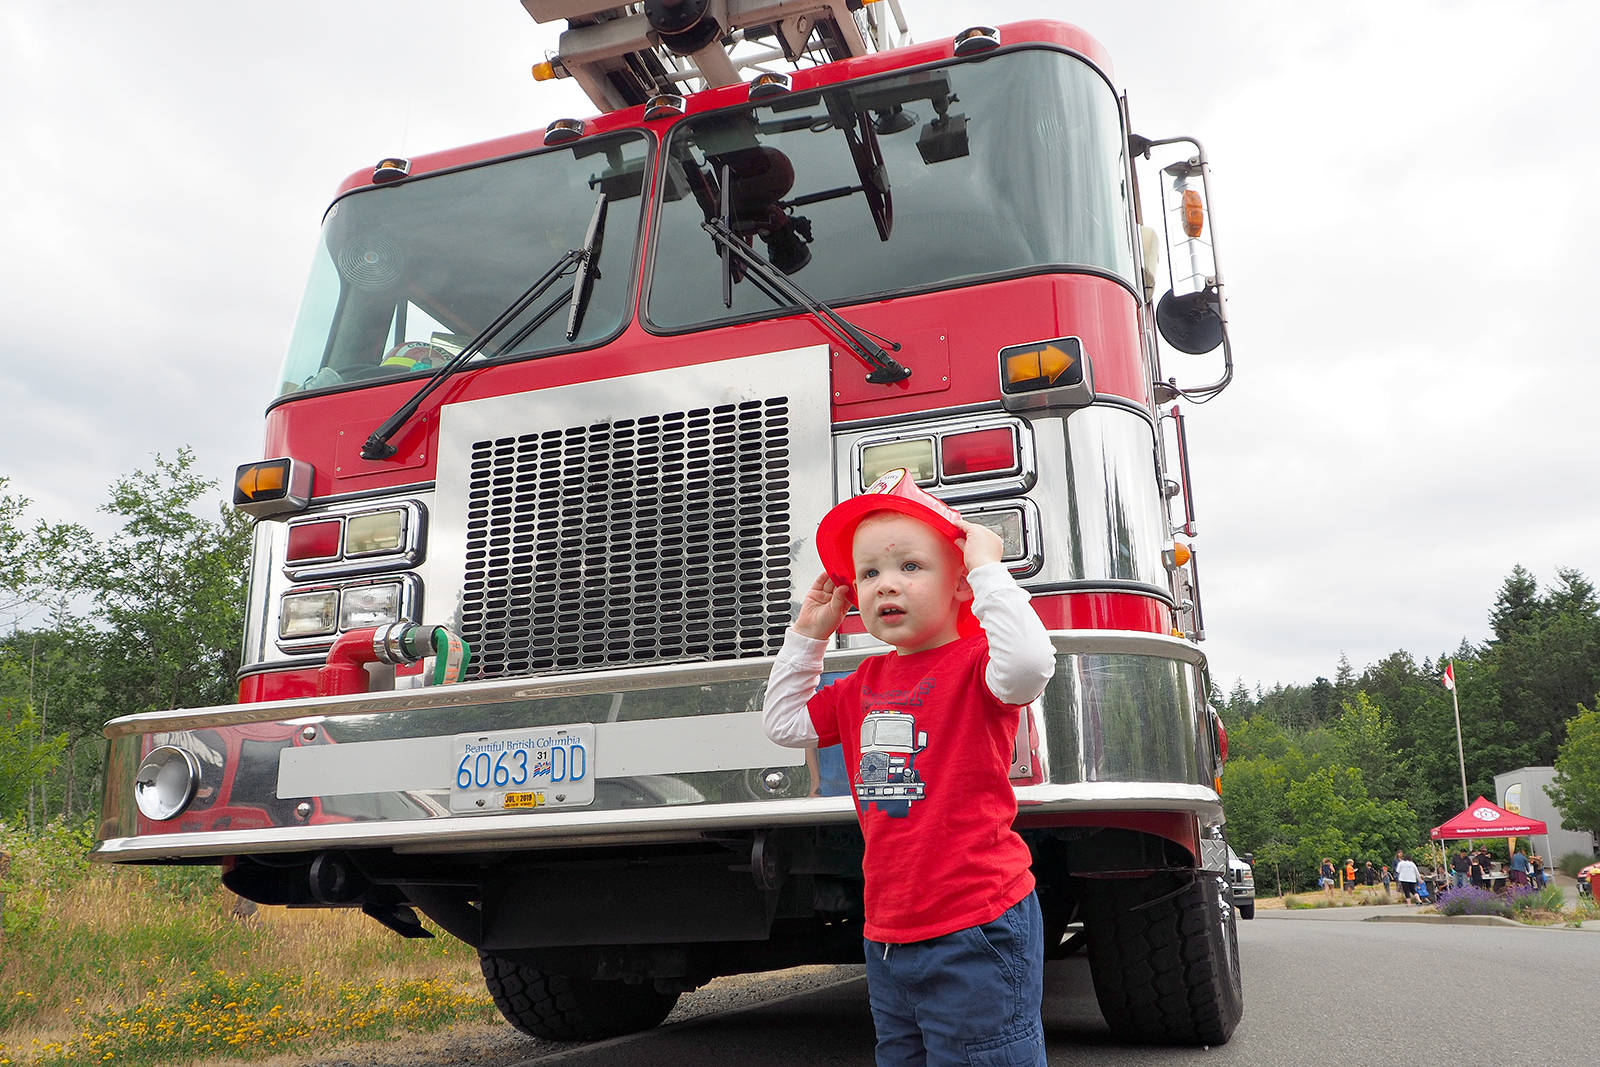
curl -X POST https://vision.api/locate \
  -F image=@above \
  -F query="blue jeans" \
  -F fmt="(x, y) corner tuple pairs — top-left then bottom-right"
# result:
(1452, 871), (1467, 888)
(862, 891), (1047, 1066)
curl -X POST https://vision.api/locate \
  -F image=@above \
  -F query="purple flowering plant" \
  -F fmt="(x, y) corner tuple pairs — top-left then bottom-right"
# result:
(1434, 884), (1512, 917)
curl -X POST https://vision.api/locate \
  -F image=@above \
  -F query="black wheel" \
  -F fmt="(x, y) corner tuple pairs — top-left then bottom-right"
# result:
(1079, 872), (1243, 1045)
(1238, 903), (1255, 920)
(479, 952), (680, 1041)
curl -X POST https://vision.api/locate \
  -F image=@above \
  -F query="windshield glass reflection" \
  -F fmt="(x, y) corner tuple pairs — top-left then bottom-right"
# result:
(649, 49), (1132, 330)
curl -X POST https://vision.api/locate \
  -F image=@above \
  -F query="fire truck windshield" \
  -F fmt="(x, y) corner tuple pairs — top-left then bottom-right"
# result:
(276, 132), (649, 398)
(649, 48), (1133, 331)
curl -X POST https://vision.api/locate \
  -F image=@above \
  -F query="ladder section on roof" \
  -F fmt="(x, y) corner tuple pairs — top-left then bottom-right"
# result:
(520, 0), (911, 112)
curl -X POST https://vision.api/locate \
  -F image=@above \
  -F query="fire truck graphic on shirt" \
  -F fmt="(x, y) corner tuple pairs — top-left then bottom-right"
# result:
(856, 710), (928, 818)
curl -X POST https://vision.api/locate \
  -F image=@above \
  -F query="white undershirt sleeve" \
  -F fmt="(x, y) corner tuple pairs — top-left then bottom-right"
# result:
(761, 629), (825, 746)
(968, 562), (1056, 705)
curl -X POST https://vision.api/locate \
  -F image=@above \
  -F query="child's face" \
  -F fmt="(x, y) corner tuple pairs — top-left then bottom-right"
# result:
(850, 512), (970, 654)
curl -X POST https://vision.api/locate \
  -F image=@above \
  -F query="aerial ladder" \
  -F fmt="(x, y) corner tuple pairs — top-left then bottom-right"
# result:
(520, 0), (911, 112)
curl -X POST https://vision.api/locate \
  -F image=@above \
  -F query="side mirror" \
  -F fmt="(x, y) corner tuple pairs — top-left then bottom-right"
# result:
(1156, 288), (1224, 355)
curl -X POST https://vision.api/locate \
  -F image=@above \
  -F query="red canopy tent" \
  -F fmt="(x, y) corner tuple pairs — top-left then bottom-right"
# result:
(1429, 797), (1552, 890)
(1430, 796), (1547, 840)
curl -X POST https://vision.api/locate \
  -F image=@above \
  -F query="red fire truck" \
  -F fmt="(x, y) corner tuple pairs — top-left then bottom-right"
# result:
(93, 1), (1242, 1046)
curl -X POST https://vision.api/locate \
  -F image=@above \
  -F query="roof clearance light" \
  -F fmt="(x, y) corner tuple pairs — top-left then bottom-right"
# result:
(345, 509), (407, 556)
(644, 93), (686, 121)
(531, 59), (559, 82)
(372, 157), (410, 184)
(1182, 188), (1205, 238)
(286, 518), (342, 563)
(544, 117), (585, 145)
(748, 71), (793, 101)
(860, 438), (936, 487)
(339, 581), (403, 630)
(941, 427), (1018, 478)
(1167, 541), (1193, 568)
(953, 26), (1001, 55)
(280, 590), (339, 639)
(233, 458), (312, 518)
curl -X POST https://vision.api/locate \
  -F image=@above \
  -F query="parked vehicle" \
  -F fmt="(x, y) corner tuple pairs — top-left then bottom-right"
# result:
(1228, 848), (1255, 919)
(93, 3), (1242, 1048)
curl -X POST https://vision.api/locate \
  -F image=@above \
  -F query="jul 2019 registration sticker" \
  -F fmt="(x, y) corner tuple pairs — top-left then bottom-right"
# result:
(449, 724), (595, 814)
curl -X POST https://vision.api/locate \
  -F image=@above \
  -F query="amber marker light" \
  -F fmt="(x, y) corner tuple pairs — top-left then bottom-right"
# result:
(372, 157), (410, 184)
(234, 458), (312, 518)
(1182, 188), (1205, 238)
(1002, 341), (1079, 390)
(544, 118), (585, 146)
(531, 59), (558, 82)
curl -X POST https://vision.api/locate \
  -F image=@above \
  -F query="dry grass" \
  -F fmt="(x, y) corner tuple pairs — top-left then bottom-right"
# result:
(1, 827), (495, 1067)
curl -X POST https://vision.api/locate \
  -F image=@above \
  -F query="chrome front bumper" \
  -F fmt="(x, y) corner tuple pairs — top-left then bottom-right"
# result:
(94, 631), (1219, 862)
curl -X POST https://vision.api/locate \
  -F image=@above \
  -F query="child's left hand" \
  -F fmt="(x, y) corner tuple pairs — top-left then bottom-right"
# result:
(954, 518), (1003, 571)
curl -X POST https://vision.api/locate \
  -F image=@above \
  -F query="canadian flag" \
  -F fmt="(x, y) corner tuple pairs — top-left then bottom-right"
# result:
(1442, 662), (1456, 691)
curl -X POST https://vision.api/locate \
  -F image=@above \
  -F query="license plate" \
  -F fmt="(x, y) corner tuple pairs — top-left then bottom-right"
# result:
(449, 724), (595, 814)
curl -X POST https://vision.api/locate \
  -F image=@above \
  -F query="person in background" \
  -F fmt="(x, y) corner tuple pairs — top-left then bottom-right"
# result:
(1343, 858), (1357, 892)
(1451, 848), (1470, 889)
(1509, 845), (1530, 887)
(1531, 854), (1546, 887)
(1394, 850), (1421, 903)
(1319, 858), (1337, 900)
(1469, 847), (1486, 888)
(1380, 863), (1393, 900)
(1361, 860), (1378, 890)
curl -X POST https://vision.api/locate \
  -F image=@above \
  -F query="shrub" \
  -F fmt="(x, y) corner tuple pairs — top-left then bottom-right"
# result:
(1557, 850), (1595, 878)
(1507, 882), (1565, 914)
(1434, 884), (1511, 918)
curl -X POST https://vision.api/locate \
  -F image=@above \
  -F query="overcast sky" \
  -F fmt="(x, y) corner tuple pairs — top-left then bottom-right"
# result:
(3, 1), (1595, 691)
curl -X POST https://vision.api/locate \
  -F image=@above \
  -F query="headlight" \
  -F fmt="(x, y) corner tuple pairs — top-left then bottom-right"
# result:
(345, 509), (408, 556)
(280, 589), (339, 638)
(339, 582), (402, 630)
(860, 438), (936, 486)
(134, 746), (200, 821)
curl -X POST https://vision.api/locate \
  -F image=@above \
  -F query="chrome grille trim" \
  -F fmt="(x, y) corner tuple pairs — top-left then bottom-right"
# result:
(461, 399), (795, 676)
(431, 346), (835, 680)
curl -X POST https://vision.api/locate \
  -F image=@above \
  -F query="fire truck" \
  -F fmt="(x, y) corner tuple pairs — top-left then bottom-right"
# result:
(93, 0), (1243, 1047)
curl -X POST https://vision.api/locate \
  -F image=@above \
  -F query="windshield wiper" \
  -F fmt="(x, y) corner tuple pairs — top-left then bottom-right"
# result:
(361, 192), (608, 460)
(702, 164), (910, 385)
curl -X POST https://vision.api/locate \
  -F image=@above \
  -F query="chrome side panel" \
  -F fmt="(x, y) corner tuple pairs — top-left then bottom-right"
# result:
(95, 632), (1217, 863)
(834, 404), (1169, 595)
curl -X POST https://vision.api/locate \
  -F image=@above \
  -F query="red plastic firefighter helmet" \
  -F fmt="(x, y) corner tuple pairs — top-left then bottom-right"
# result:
(816, 469), (979, 636)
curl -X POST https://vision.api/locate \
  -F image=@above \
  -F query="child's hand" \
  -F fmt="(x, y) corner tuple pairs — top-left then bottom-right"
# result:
(954, 518), (1003, 571)
(794, 571), (849, 639)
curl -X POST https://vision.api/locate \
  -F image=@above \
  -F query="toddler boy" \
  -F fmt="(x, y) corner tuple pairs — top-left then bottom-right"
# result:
(762, 469), (1055, 1066)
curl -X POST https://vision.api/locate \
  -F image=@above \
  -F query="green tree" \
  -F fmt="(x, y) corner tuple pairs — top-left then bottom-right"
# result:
(81, 449), (252, 716)
(1489, 564), (1543, 643)
(0, 705), (68, 820)
(1547, 702), (1600, 837)
(1329, 691), (1407, 804)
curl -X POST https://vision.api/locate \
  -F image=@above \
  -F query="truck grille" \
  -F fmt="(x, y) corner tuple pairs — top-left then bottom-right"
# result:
(459, 398), (795, 678)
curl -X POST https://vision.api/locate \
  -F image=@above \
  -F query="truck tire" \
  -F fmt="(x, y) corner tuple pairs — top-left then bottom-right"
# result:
(478, 952), (680, 1041)
(1238, 902), (1255, 920)
(1079, 872), (1243, 1045)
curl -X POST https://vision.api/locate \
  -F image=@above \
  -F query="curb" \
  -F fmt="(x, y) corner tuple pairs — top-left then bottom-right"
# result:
(1365, 913), (1600, 930)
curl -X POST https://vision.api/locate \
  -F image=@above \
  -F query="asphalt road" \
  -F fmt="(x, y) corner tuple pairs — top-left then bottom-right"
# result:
(497, 905), (1597, 1065)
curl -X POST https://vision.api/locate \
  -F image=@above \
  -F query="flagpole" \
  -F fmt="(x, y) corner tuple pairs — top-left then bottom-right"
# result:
(1448, 660), (1469, 810)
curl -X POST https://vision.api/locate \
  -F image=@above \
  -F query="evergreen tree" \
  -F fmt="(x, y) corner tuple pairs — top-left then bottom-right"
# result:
(1488, 564), (1542, 643)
